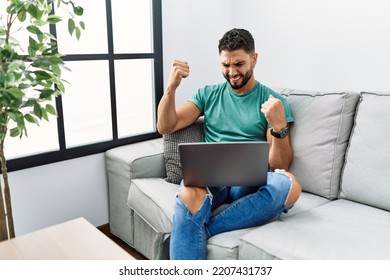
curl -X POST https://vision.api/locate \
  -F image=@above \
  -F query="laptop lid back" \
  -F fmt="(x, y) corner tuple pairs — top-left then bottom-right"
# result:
(178, 142), (269, 187)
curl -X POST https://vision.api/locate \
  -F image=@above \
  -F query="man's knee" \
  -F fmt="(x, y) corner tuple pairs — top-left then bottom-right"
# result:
(282, 171), (302, 206)
(178, 186), (208, 214)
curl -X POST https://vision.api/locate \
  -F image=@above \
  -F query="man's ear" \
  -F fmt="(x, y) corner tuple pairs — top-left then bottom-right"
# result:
(252, 52), (259, 66)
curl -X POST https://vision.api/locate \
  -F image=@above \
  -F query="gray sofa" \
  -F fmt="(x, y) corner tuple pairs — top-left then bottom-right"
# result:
(105, 89), (390, 260)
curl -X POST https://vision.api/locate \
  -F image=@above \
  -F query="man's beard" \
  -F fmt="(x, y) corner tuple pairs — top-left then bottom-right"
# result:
(224, 69), (253, 90)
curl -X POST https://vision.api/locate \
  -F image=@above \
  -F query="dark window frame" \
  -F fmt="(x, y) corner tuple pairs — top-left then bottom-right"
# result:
(6, 0), (163, 172)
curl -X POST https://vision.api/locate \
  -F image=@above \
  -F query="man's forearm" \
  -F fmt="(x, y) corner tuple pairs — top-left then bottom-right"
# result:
(157, 88), (178, 134)
(268, 137), (293, 171)
(157, 59), (190, 134)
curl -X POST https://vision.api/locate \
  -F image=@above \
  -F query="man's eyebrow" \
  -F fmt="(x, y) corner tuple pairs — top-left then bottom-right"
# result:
(221, 61), (246, 66)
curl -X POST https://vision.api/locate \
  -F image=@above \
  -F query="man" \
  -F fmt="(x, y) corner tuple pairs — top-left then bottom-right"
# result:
(157, 28), (301, 260)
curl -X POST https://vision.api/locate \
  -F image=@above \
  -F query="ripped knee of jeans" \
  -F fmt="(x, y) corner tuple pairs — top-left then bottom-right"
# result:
(176, 186), (212, 215)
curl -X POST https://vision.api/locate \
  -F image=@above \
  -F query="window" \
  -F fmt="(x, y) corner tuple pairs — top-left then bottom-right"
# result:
(6, 0), (163, 171)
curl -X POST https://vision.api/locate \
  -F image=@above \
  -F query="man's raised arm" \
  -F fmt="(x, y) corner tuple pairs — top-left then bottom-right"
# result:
(157, 59), (201, 134)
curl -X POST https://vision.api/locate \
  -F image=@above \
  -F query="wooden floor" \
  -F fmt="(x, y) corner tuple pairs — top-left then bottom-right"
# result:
(98, 224), (148, 260)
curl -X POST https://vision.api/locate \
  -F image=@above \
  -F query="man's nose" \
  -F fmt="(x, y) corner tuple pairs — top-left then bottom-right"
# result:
(229, 66), (237, 76)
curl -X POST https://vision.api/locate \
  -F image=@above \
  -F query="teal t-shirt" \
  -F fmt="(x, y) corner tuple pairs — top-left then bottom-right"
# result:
(189, 81), (293, 142)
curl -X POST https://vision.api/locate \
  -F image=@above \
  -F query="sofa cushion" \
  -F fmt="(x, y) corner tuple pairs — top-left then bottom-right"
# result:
(206, 192), (329, 259)
(282, 191), (330, 217)
(163, 118), (204, 184)
(239, 199), (390, 259)
(105, 138), (165, 179)
(340, 92), (390, 211)
(207, 228), (253, 260)
(127, 178), (178, 260)
(279, 89), (360, 199)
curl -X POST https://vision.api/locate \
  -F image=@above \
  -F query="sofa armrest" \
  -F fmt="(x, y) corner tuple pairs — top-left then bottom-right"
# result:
(105, 138), (165, 181)
(105, 138), (165, 244)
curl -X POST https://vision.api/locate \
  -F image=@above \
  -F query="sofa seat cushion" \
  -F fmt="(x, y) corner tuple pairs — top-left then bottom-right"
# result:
(239, 199), (390, 260)
(340, 91), (390, 211)
(207, 228), (253, 260)
(283, 191), (329, 217)
(206, 192), (329, 259)
(127, 183), (329, 260)
(128, 178), (178, 233)
(279, 89), (360, 199)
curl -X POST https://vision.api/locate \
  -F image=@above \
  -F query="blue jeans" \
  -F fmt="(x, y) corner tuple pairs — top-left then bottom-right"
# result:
(170, 171), (293, 260)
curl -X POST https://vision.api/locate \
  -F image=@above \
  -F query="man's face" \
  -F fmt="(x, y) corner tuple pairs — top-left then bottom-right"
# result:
(220, 49), (258, 92)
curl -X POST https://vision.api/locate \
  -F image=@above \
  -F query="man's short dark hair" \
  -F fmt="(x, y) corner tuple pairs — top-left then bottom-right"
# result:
(218, 28), (255, 54)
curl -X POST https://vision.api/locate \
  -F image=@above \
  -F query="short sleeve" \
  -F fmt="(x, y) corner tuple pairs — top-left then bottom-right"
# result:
(189, 87), (206, 115)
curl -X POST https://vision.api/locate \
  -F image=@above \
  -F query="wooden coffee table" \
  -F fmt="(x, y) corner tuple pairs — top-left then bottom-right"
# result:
(0, 217), (135, 260)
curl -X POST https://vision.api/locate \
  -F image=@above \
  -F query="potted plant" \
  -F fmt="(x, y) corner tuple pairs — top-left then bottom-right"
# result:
(0, 0), (84, 241)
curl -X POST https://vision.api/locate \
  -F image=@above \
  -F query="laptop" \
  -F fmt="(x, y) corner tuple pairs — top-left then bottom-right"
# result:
(178, 141), (269, 187)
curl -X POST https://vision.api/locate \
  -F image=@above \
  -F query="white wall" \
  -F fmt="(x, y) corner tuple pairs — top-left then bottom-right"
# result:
(7, 0), (390, 236)
(164, 0), (390, 100)
(233, 0), (390, 92)
(162, 0), (234, 106)
(9, 154), (109, 235)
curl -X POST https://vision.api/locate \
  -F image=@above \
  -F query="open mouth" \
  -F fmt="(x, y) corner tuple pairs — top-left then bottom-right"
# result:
(230, 75), (242, 83)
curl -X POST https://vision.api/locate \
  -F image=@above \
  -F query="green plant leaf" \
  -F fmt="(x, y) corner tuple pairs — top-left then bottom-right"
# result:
(73, 6), (84, 16)
(41, 107), (49, 121)
(33, 19), (47, 26)
(34, 56), (63, 69)
(27, 4), (39, 19)
(10, 127), (20, 138)
(56, 80), (65, 93)
(13, 72), (23, 82)
(68, 18), (75, 35)
(26, 3), (45, 20)
(43, 32), (57, 41)
(27, 25), (43, 35)
(47, 15), (62, 24)
(23, 98), (37, 108)
(51, 63), (61, 76)
(46, 104), (57, 116)
(7, 88), (25, 99)
(7, 112), (19, 122)
(28, 45), (37, 58)
(39, 89), (55, 99)
(29, 36), (40, 50)
(24, 114), (39, 125)
(5, 73), (15, 87)
(8, 61), (21, 72)
(17, 10), (27, 22)
(0, 117), (7, 127)
(75, 27), (81, 40)
(34, 70), (52, 81)
(33, 103), (43, 119)
(19, 83), (31, 90)
(37, 32), (44, 42)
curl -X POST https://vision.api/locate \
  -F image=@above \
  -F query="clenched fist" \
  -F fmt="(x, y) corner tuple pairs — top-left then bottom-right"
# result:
(260, 95), (287, 132)
(167, 59), (190, 92)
